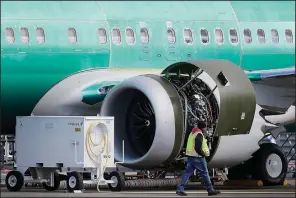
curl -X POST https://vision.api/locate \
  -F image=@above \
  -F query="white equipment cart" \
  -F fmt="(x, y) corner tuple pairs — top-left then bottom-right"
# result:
(5, 116), (122, 192)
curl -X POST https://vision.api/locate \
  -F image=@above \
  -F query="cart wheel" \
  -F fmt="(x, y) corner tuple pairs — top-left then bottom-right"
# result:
(5, 171), (24, 191)
(108, 171), (125, 192)
(66, 171), (83, 192)
(42, 172), (61, 191)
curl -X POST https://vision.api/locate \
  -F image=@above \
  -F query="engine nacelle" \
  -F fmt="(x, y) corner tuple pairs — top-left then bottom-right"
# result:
(100, 74), (184, 169)
(100, 60), (257, 169)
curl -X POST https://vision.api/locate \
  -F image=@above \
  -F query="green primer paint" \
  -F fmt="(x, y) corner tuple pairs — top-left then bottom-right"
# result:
(0, 1), (295, 133)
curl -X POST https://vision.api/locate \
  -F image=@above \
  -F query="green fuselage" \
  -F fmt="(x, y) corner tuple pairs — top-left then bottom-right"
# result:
(1, 1), (295, 134)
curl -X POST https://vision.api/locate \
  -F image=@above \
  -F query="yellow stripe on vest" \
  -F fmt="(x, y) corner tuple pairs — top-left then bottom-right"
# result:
(186, 131), (210, 157)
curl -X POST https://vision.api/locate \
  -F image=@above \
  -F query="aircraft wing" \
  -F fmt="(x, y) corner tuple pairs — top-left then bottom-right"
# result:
(246, 66), (295, 128)
(246, 66), (295, 81)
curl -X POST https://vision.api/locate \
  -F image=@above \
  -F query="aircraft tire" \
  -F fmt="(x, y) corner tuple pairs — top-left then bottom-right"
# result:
(252, 143), (288, 185)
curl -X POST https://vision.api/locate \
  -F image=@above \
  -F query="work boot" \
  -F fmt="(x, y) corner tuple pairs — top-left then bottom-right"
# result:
(176, 191), (187, 196)
(208, 190), (221, 196)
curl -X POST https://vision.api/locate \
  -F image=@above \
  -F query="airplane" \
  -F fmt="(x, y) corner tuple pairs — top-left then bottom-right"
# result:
(1, 1), (295, 191)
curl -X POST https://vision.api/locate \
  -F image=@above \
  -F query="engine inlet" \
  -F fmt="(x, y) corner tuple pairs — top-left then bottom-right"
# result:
(100, 74), (184, 169)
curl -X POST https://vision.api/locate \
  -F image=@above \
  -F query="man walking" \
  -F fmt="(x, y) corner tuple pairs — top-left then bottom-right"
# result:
(176, 121), (221, 196)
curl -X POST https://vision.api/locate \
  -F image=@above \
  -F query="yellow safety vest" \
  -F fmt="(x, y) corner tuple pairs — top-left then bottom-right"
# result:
(185, 130), (210, 157)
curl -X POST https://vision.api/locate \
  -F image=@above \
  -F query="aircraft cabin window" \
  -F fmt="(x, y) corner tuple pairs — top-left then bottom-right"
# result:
(140, 28), (149, 44)
(214, 28), (224, 44)
(200, 29), (209, 44)
(126, 28), (135, 45)
(229, 29), (238, 44)
(5, 27), (15, 43)
(243, 29), (252, 44)
(257, 29), (265, 44)
(112, 28), (121, 44)
(20, 27), (29, 44)
(167, 28), (176, 44)
(98, 28), (107, 44)
(285, 29), (293, 44)
(36, 27), (45, 44)
(271, 29), (279, 44)
(184, 28), (193, 44)
(68, 28), (77, 44)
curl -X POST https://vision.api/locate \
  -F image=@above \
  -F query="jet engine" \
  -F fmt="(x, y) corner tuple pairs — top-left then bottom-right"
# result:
(100, 60), (257, 169)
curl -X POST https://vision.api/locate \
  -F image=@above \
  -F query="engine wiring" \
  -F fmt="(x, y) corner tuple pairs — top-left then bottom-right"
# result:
(166, 70), (219, 148)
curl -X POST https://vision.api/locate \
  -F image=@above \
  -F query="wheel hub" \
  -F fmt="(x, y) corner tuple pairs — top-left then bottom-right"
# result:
(110, 176), (118, 188)
(266, 153), (283, 178)
(8, 175), (17, 187)
(69, 176), (76, 188)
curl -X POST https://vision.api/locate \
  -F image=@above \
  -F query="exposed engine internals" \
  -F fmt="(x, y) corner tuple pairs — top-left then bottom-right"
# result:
(163, 68), (219, 151)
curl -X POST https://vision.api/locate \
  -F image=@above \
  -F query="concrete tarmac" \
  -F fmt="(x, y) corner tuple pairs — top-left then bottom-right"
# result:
(1, 187), (295, 198)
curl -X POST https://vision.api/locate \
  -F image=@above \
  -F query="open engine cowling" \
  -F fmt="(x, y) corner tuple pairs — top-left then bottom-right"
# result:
(100, 60), (257, 169)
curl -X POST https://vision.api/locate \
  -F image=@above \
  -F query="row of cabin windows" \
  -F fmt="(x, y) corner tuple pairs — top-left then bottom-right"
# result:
(243, 29), (293, 44)
(5, 26), (294, 45)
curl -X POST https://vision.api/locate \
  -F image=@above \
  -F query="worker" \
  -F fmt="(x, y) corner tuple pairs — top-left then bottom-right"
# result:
(176, 121), (221, 196)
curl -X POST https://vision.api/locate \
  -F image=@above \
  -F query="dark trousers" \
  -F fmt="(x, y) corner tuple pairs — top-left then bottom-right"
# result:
(176, 156), (214, 193)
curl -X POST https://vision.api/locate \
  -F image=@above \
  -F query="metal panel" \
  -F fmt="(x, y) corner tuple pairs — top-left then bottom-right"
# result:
(15, 116), (115, 169)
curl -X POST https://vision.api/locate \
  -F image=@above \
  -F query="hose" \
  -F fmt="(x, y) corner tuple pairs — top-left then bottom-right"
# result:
(85, 121), (110, 192)
(54, 178), (181, 190)
(124, 178), (180, 188)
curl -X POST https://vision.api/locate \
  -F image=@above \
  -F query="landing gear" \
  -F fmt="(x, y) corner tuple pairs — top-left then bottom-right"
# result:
(252, 143), (288, 185)
(66, 171), (84, 192)
(107, 171), (125, 192)
(227, 143), (288, 186)
(5, 171), (24, 192)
